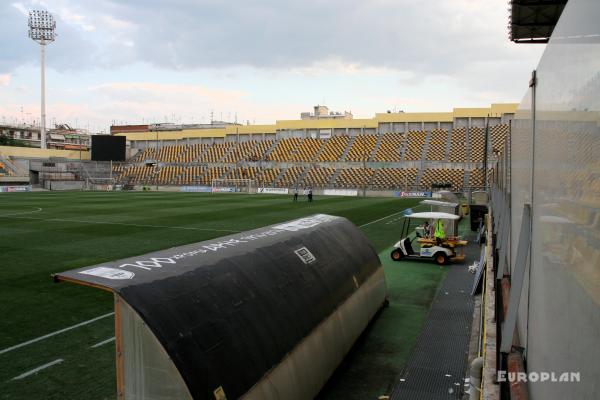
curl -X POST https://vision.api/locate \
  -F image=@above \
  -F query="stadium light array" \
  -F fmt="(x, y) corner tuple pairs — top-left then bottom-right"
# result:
(28, 10), (56, 149)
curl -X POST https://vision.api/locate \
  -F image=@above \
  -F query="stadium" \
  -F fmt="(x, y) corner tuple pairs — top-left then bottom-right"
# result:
(1, 0), (599, 400)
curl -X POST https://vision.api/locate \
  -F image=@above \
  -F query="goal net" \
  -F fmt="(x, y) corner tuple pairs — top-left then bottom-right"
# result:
(211, 179), (255, 193)
(84, 177), (117, 191)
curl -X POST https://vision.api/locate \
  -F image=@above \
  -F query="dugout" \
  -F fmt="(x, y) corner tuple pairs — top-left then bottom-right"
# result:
(54, 214), (386, 400)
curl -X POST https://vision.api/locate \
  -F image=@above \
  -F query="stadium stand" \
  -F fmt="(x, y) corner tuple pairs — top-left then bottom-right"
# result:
(199, 143), (234, 163)
(420, 168), (465, 191)
(227, 166), (261, 180)
(374, 133), (404, 162)
(277, 166), (305, 187)
(268, 138), (303, 162)
(346, 135), (377, 162)
(249, 139), (275, 161)
(490, 123), (509, 153)
(301, 167), (336, 188)
(426, 129), (449, 161)
(371, 168), (418, 190)
(334, 168), (374, 188)
(176, 143), (206, 163)
(121, 165), (158, 185)
(448, 127), (468, 162)
(0, 161), (11, 176)
(291, 138), (324, 162)
(224, 141), (257, 163)
(203, 167), (230, 184)
(257, 167), (281, 187)
(105, 120), (514, 192)
(469, 127), (485, 163)
(316, 136), (350, 162)
(403, 131), (427, 160)
(177, 166), (205, 185)
(156, 166), (182, 185)
(469, 167), (493, 188)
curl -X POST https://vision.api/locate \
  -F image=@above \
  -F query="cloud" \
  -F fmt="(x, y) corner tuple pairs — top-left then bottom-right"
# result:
(56, 7), (96, 32)
(0, 0), (545, 131)
(2, 0), (543, 74)
(0, 73), (10, 86)
(91, 82), (246, 104)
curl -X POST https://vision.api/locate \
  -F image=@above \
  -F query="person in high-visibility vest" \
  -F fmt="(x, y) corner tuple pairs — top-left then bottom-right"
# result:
(434, 219), (445, 245)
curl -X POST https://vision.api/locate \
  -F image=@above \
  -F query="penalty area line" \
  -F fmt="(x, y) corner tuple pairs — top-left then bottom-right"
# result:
(11, 359), (64, 380)
(0, 312), (114, 356)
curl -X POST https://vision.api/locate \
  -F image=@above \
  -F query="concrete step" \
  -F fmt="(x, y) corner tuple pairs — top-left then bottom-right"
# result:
(264, 138), (281, 159)
(328, 167), (343, 186)
(444, 129), (453, 162)
(370, 134), (385, 161)
(420, 130), (432, 160)
(340, 136), (356, 161)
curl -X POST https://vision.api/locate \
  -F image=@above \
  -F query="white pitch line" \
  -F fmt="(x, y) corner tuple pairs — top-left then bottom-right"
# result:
(0, 312), (114, 356)
(359, 209), (409, 228)
(0, 215), (240, 233)
(0, 207), (43, 217)
(11, 359), (64, 380)
(1, 204), (409, 357)
(359, 204), (427, 228)
(91, 337), (115, 348)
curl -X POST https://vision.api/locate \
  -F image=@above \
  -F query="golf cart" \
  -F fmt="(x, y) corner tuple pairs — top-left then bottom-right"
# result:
(390, 212), (467, 265)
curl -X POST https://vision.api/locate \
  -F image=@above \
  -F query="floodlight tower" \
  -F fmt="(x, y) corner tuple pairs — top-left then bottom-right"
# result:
(28, 10), (56, 149)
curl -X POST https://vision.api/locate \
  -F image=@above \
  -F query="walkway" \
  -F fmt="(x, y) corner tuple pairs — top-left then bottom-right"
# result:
(390, 241), (478, 400)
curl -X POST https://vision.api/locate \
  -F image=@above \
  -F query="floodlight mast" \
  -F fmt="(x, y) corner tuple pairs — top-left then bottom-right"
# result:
(28, 10), (56, 149)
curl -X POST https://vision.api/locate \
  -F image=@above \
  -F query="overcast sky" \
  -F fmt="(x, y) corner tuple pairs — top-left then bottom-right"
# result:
(0, 0), (545, 132)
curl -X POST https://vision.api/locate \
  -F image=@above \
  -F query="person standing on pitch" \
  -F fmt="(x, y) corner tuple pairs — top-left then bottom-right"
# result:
(308, 187), (313, 202)
(293, 187), (298, 202)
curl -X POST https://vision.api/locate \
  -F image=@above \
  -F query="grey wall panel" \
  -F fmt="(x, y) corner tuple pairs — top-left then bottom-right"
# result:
(512, 0), (600, 397)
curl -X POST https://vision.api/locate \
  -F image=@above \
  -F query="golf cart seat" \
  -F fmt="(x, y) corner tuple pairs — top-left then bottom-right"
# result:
(402, 237), (414, 255)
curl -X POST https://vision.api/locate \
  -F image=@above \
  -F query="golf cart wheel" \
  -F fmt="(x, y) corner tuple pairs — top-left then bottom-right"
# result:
(391, 249), (403, 261)
(435, 252), (448, 266)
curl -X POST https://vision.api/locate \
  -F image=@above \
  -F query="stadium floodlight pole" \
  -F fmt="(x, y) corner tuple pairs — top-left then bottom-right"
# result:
(28, 10), (56, 149)
(362, 125), (367, 197)
(483, 115), (490, 192)
(155, 128), (159, 191)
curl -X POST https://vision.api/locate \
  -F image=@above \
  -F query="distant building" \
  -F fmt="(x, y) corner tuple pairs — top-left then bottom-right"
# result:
(300, 105), (353, 120)
(111, 121), (241, 135)
(0, 123), (91, 150)
(0, 124), (40, 147)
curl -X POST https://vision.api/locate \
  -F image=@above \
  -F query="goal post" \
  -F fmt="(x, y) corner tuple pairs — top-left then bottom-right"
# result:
(211, 178), (255, 194)
(84, 177), (117, 191)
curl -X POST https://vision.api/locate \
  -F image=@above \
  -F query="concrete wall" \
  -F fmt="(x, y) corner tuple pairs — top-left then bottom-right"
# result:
(45, 180), (84, 190)
(0, 145), (90, 160)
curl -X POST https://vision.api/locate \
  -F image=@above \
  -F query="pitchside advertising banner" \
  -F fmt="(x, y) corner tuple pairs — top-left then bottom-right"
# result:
(323, 189), (358, 197)
(180, 186), (212, 193)
(395, 191), (432, 198)
(211, 187), (236, 193)
(258, 187), (289, 195)
(0, 185), (32, 193)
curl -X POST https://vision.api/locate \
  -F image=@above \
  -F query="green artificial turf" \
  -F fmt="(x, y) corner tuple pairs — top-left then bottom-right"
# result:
(0, 191), (444, 399)
(317, 250), (447, 399)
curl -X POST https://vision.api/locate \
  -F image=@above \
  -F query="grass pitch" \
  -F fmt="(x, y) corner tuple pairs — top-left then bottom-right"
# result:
(0, 191), (445, 399)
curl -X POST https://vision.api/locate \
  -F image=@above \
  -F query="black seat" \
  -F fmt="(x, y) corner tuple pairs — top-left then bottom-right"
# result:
(403, 238), (414, 255)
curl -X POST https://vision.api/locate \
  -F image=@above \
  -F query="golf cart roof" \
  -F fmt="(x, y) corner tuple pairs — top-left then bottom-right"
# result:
(405, 212), (460, 220)
(420, 200), (459, 207)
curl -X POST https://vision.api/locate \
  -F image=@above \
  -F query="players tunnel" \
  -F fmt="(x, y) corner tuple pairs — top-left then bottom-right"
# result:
(53, 214), (387, 400)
